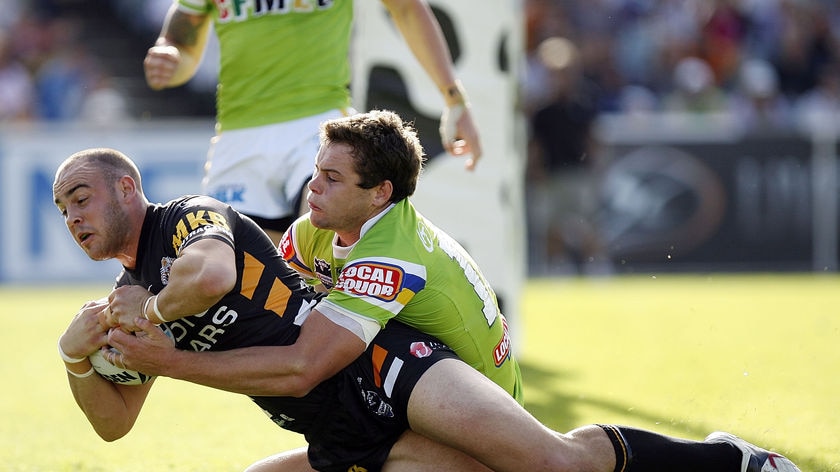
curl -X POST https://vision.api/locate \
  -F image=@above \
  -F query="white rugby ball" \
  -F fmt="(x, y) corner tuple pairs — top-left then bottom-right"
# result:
(89, 347), (154, 385)
(89, 325), (174, 385)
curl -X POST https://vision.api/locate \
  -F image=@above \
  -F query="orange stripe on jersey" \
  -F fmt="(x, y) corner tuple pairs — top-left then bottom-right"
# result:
(241, 252), (263, 299)
(371, 344), (388, 388)
(241, 252), (293, 317)
(266, 277), (292, 317)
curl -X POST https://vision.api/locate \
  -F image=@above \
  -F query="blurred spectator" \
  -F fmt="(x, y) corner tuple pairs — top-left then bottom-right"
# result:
(79, 75), (130, 125)
(0, 0), (24, 30)
(617, 84), (659, 115)
(663, 56), (730, 113)
(521, 0), (568, 115)
(793, 60), (840, 135)
(697, 0), (749, 88)
(526, 37), (611, 275)
(729, 58), (793, 133)
(8, 10), (55, 76)
(772, 0), (838, 99)
(0, 30), (35, 121)
(33, 19), (99, 121)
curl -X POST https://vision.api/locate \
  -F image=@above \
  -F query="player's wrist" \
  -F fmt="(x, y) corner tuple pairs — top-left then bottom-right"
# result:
(58, 338), (86, 364)
(441, 80), (468, 107)
(143, 295), (170, 324)
(142, 295), (157, 324)
(66, 359), (95, 378)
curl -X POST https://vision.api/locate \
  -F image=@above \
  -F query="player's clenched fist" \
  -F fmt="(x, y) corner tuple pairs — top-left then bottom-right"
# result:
(144, 45), (180, 90)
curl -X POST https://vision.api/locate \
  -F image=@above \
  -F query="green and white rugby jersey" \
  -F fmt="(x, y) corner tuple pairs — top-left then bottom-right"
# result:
(178, 0), (353, 131)
(281, 199), (524, 403)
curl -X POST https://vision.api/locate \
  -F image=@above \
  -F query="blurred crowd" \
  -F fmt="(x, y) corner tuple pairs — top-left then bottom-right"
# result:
(3, 0), (839, 131)
(522, 0), (840, 275)
(0, 1), (131, 124)
(523, 0), (840, 132)
(5, 0), (840, 275)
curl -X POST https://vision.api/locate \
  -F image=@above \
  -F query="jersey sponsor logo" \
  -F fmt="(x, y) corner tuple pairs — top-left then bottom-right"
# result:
(278, 230), (295, 260)
(313, 257), (334, 288)
(167, 305), (239, 351)
(159, 256), (175, 285)
(357, 368), (396, 418)
(493, 318), (512, 367)
(361, 389), (395, 418)
(409, 341), (432, 358)
(416, 220), (434, 252)
(171, 210), (232, 252)
(216, 0), (335, 23)
(336, 262), (402, 301)
(207, 184), (244, 204)
(278, 230), (315, 277)
(264, 410), (296, 429)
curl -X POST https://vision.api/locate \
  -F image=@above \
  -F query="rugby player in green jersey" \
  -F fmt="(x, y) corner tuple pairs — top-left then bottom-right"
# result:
(143, 0), (482, 245)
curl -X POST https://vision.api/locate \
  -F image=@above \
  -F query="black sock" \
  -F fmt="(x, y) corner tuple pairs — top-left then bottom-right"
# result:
(598, 425), (742, 472)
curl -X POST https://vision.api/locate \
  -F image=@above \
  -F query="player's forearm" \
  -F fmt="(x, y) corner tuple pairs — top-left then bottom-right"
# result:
(385, 0), (461, 103)
(158, 314), (366, 398)
(156, 8), (210, 86)
(67, 371), (144, 441)
(162, 346), (317, 397)
(151, 242), (236, 322)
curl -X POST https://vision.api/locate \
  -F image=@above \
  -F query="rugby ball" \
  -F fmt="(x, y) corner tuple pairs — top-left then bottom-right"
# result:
(89, 325), (174, 385)
(89, 347), (154, 385)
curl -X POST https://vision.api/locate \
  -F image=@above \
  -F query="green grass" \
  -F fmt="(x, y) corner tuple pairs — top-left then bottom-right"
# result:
(1, 284), (301, 472)
(1, 274), (837, 471)
(520, 274), (839, 472)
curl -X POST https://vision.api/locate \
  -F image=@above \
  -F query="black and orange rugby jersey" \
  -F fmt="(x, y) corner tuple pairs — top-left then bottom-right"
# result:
(115, 195), (322, 351)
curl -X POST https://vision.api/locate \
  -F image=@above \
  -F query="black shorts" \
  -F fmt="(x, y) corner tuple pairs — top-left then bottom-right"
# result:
(250, 320), (459, 472)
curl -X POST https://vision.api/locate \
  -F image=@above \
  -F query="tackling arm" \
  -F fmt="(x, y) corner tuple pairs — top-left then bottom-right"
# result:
(111, 310), (366, 398)
(108, 224), (366, 397)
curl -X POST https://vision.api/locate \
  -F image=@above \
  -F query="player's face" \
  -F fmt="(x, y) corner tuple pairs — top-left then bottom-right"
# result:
(307, 142), (384, 245)
(53, 163), (132, 261)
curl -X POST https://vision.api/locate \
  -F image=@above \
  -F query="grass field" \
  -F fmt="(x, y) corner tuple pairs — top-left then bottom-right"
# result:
(1, 274), (837, 471)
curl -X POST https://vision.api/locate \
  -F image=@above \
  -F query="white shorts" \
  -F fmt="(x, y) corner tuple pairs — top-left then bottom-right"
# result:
(202, 109), (351, 221)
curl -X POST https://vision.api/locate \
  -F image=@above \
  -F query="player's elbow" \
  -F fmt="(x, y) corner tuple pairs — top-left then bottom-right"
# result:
(285, 383), (314, 398)
(86, 407), (138, 442)
(273, 354), (324, 398)
(196, 266), (237, 300)
(93, 423), (131, 442)
(282, 368), (323, 398)
(98, 431), (126, 442)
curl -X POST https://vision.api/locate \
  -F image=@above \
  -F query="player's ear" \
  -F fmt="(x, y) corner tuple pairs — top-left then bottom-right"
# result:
(374, 180), (393, 205)
(116, 175), (138, 199)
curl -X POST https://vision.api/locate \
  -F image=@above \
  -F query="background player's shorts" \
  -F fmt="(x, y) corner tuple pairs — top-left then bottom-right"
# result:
(250, 321), (459, 472)
(202, 109), (349, 222)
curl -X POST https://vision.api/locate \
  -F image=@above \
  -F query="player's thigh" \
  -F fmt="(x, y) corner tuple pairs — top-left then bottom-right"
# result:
(406, 358), (565, 471)
(383, 430), (492, 472)
(244, 446), (314, 472)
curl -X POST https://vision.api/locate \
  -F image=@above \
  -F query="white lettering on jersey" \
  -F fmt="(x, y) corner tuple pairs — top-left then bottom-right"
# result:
(166, 305), (239, 351)
(217, 0), (335, 23)
(338, 262), (402, 301)
(434, 228), (498, 327)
